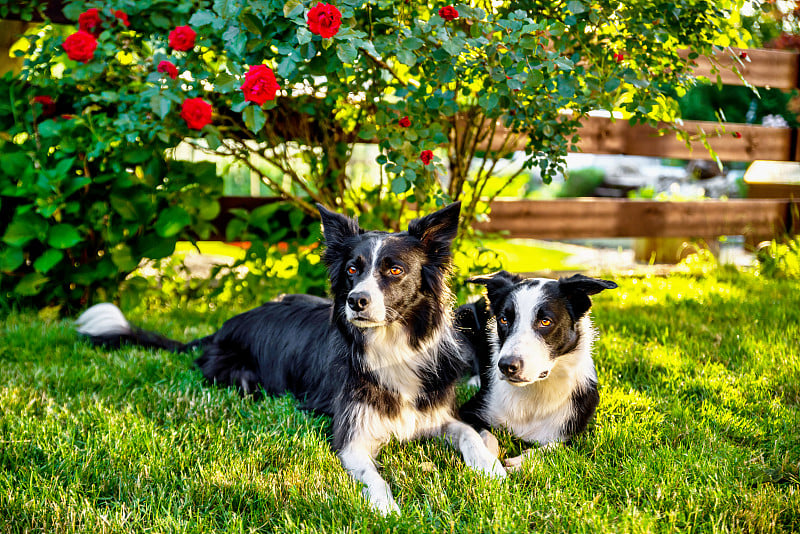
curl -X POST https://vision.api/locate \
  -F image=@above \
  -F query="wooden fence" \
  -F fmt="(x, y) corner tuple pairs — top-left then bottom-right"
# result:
(467, 46), (800, 245)
(474, 198), (799, 244)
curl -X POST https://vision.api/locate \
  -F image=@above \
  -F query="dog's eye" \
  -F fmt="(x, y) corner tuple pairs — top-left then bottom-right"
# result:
(347, 266), (357, 275)
(389, 266), (404, 276)
(539, 318), (552, 327)
(498, 316), (508, 325)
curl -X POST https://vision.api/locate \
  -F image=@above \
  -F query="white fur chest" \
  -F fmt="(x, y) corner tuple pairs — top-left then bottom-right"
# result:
(352, 400), (454, 448)
(363, 323), (446, 400)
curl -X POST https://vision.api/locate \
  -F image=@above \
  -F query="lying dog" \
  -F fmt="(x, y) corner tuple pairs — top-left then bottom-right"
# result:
(76, 202), (504, 515)
(457, 271), (616, 468)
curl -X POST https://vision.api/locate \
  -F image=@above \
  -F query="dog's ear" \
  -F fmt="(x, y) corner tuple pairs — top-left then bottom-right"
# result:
(317, 204), (360, 289)
(317, 203), (360, 244)
(467, 270), (523, 313)
(408, 201), (461, 254)
(558, 274), (617, 319)
(408, 202), (461, 295)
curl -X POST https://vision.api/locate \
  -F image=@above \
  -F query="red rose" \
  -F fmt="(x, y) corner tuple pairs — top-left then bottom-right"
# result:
(241, 65), (280, 105)
(733, 132), (742, 139)
(169, 26), (196, 51)
(398, 116), (411, 128)
(157, 60), (179, 79)
(32, 95), (56, 117)
(439, 6), (459, 21)
(420, 150), (433, 165)
(78, 8), (102, 35)
(613, 52), (624, 63)
(63, 31), (98, 63)
(307, 3), (342, 38)
(113, 9), (130, 27)
(180, 98), (212, 130)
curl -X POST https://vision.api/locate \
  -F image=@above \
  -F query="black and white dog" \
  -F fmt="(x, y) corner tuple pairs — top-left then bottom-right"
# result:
(75, 202), (504, 515)
(457, 271), (616, 468)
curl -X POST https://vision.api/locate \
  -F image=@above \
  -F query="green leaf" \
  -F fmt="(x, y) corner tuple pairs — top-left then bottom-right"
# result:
(243, 105), (266, 134)
(110, 195), (139, 220)
(150, 12), (170, 28)
(33, 249), (63, 273)
(48, 224), (81, 249)
(110, 244), (138, 271)
(442, 37), (465, 56)
(391, 177), (410, 194)
(214, 0), (240, 18)
(198, 199), (221, 221)
(604, 78), (621, 92)
(396, 48), (416, 66)
(150, 94), (171, 119)
(554, 57), (574, 71)
(358, 123), (377, 140)
(189, 9), (216, 27)
(138, 234), (177, 260)
(276, 55), (297, 78)
(297, 27), (312, 45)
(3, 215), (45, 247)
(155, 206), (191, 237)
(38, 120), (59, 138)
(14, 273), (48, 296)
(241, 13), (262, 35)
(226, 218), (248, 241)
(123, 149), (152, 164)
(0, 246), (24, 272)
(283, 0), (303, 18)
(402, 37), (424, 50)
(337, 42), (358, 64)
(1, 152), (31, 177)
(527, 69), (544, 87)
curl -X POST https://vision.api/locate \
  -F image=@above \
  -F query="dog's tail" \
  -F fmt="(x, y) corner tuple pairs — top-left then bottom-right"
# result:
(75, 303), (204, 353)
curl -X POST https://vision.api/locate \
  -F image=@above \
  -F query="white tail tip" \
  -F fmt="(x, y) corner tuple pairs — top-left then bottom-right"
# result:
(75, 303), (131, 337)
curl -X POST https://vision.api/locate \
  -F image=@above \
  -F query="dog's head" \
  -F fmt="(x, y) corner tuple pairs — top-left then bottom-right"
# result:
(469, 271), (616, 385)
(318, 202), (461, 335)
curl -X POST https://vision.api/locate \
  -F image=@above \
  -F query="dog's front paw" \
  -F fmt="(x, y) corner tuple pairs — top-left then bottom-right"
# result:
(486, 458), (507, 479)
(473, 456), (506, 479)
(367, 493), (401, 516)
(503, 451), (529, 471)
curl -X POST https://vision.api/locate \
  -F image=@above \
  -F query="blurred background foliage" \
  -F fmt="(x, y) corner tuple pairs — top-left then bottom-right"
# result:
(2, 0), (797, 313)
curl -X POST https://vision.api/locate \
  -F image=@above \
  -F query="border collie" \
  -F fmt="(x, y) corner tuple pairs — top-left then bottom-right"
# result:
(75, 202), (504, 515)
(457, 270), (616, 468)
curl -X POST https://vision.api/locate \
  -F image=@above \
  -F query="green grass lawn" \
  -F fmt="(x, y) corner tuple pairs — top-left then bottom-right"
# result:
(1, 271), (799, 532)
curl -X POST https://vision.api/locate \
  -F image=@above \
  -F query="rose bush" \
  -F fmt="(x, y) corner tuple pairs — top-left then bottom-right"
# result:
(0, 0), (750, 309)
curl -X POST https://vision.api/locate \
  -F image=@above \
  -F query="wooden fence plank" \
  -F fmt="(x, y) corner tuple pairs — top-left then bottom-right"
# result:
(679, 47), (800, 90)
(475, 199), (798, 241)
(492, 117), (797, 162)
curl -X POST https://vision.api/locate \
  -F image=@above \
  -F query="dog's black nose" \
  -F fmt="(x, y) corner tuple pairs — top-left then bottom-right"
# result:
(347, 292), (371, 312)
(498, 356), (523, 378)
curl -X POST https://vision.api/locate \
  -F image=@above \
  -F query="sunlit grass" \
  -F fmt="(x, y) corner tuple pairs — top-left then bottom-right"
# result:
(1, 271), (799, 532)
